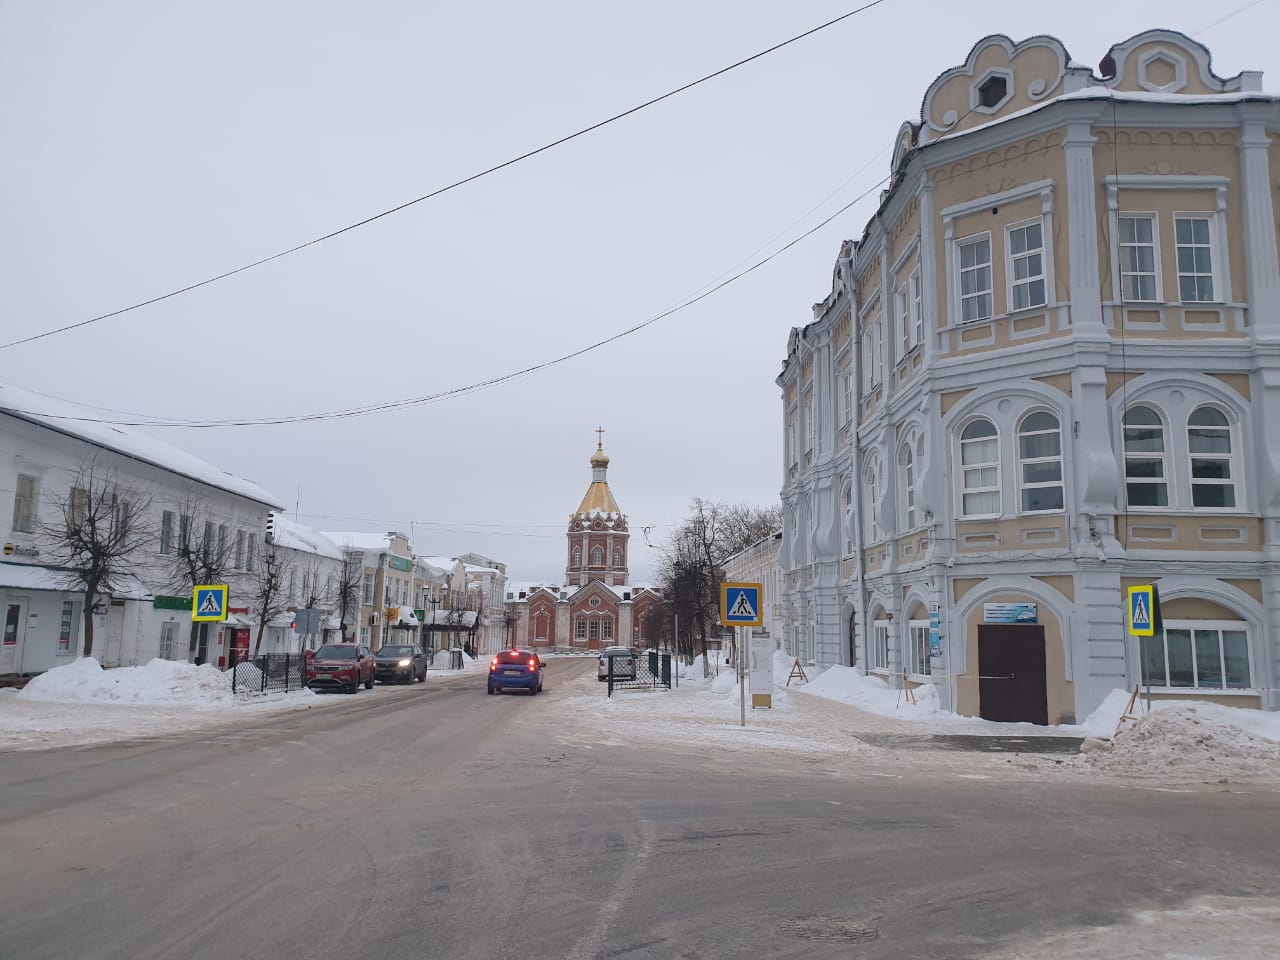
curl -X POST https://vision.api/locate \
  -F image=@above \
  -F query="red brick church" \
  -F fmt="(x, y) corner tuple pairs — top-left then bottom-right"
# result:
(507, 433), (666, 651)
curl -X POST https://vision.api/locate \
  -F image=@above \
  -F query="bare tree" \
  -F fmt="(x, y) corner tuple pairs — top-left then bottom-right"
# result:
(41, 461), (154, 659)
(334, 552), (363, 642)
(163, 490), (237, 664)
(249, 536), (294, 656)
(657, 498), (782, 669)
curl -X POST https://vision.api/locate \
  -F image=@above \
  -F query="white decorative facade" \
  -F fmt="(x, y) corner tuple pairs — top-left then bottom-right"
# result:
(779, 30), (1280, 721)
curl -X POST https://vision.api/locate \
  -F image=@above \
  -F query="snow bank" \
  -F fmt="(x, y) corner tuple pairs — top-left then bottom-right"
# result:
(709, 671), (738, 695)
(802, 666), (946, 719)
(17, 657), (236, 708)
(1086, 704), (1280, 780)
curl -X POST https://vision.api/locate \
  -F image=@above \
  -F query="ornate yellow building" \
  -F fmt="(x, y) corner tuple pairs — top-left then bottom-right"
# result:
(779, 30), (1280, 722)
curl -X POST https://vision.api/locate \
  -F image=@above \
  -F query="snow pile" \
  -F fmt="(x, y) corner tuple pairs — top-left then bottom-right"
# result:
(709, 670), (738, 695)
(680, 655), (717, 682)
(17, 657), (236, 708)
(1086, 704), (1280, 780)
(802, 666), (946, 719)
(230, 661), (265, 693)
(773, 650), (800, 683)
(430, 648), (485, 672)
(1072, 688), (1138, 738)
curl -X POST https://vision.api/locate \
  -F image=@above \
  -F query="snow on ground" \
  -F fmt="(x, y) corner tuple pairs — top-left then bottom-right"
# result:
(0, 657), (339, 752)
(429, 649), (487, 673)
(559, 656), (1280, 785)
(984, 895), (1280, 960)
(1083, 704), (1280, 781)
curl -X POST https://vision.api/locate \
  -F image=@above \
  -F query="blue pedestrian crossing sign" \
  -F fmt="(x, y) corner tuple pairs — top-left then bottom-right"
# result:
(1128, 585), (1155, 636)
(192, 584), (229, 622)
(721, 582), (764, 628)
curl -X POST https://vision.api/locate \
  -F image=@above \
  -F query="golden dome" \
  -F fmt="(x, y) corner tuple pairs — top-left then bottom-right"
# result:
(590, 446), (610, 468)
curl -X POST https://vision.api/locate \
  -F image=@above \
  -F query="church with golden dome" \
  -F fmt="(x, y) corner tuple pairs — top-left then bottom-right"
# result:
(506, 431), (667, 651)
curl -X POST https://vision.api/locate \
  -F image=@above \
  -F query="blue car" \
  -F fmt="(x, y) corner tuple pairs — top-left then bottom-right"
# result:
(487, 649), (544, 695)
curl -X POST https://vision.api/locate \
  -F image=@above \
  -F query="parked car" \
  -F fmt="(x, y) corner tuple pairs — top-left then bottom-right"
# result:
(375, 643), (430, 684)
(306, 643), (376, 693)
(487, 649), (544, 695)
(598, 646), (637, 681)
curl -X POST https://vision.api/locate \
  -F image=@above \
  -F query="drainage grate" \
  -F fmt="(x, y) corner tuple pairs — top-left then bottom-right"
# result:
(777, 916), (881, 944)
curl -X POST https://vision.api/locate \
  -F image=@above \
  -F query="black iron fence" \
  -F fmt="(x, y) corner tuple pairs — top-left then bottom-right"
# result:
(606, 650), (674, 696)
(228, 649), (307, 696)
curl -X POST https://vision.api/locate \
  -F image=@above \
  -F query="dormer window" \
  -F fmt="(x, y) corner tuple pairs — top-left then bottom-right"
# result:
(977, 74), (1007, 108)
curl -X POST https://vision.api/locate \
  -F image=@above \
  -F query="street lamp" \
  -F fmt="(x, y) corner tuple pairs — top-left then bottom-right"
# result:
(425, 589), (444, 653)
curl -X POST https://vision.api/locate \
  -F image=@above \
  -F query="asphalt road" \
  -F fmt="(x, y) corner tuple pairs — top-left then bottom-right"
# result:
(2, 657), (1278, 960)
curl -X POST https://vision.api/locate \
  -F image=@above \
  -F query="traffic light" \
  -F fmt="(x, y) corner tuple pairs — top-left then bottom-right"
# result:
(265, 513), (276, 545)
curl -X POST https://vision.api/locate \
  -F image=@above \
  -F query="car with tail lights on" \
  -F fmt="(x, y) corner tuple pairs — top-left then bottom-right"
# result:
(487, 649), (544, 695)
(305, 643), (376, 693)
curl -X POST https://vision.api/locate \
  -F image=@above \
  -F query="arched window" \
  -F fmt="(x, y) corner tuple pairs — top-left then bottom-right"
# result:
(900, 443), (917, 529)
(573, 547), (581, 566)
(1123, 406), (1168, 507)
(575, 619), (586, 640)
(1018, 411), (1063, 512)
(1188, 406), (1236, 508)
(960, 419), (1000, 516)
(842, 480), (854, 555)
(613, 547), (623, 566)
(591, 546), (603, 566)
(863, 463), (879, 541)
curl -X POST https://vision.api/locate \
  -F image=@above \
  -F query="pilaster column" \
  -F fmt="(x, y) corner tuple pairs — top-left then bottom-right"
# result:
(1064, 122), (1105, 338)
(1238, 111), (1280, 339)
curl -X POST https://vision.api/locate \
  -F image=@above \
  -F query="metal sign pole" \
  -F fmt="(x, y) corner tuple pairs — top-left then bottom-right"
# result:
(739, 625), (746, 727)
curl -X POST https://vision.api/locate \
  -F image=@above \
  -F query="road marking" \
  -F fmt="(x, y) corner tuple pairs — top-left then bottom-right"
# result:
(564, 819), (655, 960)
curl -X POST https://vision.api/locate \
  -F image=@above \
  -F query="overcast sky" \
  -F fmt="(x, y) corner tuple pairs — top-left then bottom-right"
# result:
(2, 0), (1276, 586)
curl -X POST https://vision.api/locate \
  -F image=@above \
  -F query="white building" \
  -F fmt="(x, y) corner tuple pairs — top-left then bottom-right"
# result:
(721, 532), (786, 653)
(244, 514), (345, 655)
(1, 381), (282, 674)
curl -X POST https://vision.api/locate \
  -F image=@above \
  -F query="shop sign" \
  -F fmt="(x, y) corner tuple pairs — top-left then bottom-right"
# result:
(389, 556), (413, 573)
(983, 602), (1038, 624)
(3, 543), (39, 559)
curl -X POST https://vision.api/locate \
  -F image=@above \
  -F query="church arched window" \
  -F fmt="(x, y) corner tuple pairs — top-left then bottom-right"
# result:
(573, 547), (581, 566)
(591, 546), (603, 565)
(613, 547), (622, 566)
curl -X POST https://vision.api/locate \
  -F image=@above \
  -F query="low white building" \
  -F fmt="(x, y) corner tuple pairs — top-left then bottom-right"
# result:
(243, 515), (345, 655)
(1, 381), (283, 674)
(721, 531), (786, 654)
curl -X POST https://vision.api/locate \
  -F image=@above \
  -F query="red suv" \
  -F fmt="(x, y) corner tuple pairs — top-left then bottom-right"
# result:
(306, 643), (376, 693)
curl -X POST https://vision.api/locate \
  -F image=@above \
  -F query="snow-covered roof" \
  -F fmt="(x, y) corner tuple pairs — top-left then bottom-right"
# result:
(425, 610), (479, 627)
(0, 381), (283, 509)
(272, 515), (343, 560)
(463, 563), (500, 575)
(934, 85), (1279, 145)
(415, 560), (449, 580)
(323, 531), (393, 554)
(417, 556), (460, 570)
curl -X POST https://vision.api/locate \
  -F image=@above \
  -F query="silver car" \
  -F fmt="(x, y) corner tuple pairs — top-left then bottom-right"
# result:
(597, 646), (637, 681)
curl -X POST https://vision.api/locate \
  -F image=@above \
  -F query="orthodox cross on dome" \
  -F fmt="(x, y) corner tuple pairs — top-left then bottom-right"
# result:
(595, 425), (605, 449)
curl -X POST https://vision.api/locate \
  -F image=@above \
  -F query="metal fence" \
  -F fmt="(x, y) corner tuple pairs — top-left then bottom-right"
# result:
(606, 650), (674, 696)
(228, 649), (307, 696)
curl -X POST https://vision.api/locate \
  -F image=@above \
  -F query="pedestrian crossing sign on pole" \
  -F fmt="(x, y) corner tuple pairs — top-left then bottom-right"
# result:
(193, 584), (229, 622)
(720, 582), (763, 628)
(1127, 585), (1155, 636)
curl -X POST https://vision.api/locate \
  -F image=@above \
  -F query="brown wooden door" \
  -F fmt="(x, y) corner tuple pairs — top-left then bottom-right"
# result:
(977, 625), (1048, 725)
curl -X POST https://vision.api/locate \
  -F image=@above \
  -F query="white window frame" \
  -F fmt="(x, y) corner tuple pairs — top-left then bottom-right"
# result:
(1117, 213), (1161, 302)
(159, 621), (178, 660)
(1017, 410), (1065, 514)
(1139, 619), (1253, 691)
(1006, 217), (1047, 311)
(870, 619), (890, 671)
(900, 442), (917, 531)
(863, 463), (880, 542)
(160, 510), (175, 555)
(842, 480), (855, 557)
(1123, 405), (1170, 510)
(1173, 212), (1218, 304)
(804, 391), (815, 455)
(959, 418), (1001, 518)
(363, 571), (375, 604)
(1187, 405), (1238, 510)
(957, 232), (993, 324)
(910, 269), (923, 350)
(575, 618), (587, 641)
(12, 474), (38, 533)
(896, 284), (910, 360)
(908, 619), (931, 676)
(787, 410), (798, 465)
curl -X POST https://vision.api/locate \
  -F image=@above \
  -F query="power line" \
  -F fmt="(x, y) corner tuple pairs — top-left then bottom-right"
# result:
(0, 0), (892, 353)
(18, 174), (891, 429)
